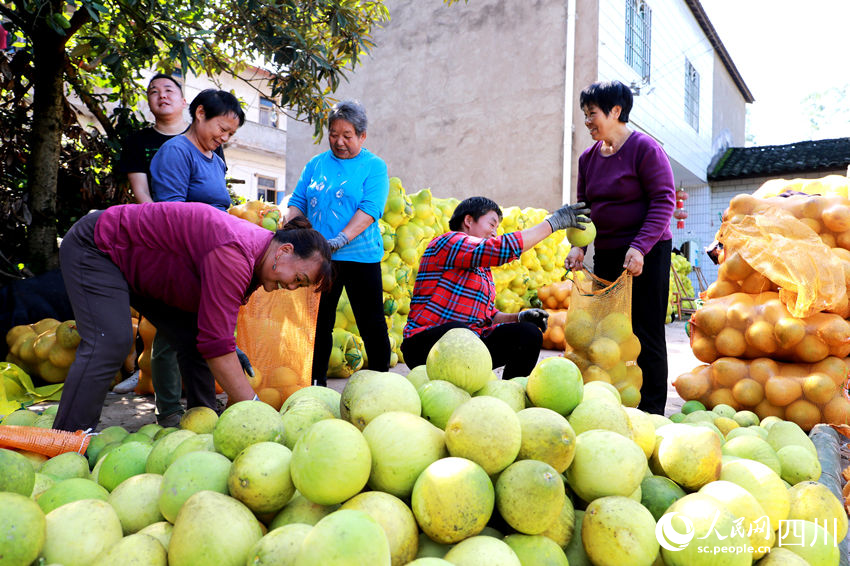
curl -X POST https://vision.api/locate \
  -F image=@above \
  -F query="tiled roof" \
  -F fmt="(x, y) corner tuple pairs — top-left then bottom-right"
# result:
(708, 137), (850, 181)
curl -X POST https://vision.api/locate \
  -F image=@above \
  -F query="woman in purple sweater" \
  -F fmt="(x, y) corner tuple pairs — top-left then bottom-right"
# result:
(565, 81), (676, 415)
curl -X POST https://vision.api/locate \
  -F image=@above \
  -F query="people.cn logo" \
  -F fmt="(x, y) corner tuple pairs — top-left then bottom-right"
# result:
(656, 512), (695, 551)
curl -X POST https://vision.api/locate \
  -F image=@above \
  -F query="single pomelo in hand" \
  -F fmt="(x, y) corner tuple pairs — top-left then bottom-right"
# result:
(567, 220), (596, 247)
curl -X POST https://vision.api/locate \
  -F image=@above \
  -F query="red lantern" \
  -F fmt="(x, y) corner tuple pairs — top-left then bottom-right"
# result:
(677, 220), (685, 229)
(673, 209), (688, 220)
(676, 189), (689, 201)
(676, 200), (685, 209)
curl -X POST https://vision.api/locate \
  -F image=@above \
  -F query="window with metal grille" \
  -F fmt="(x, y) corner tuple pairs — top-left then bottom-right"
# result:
(257, 176), (278, 203)
(684, 59), (700, 131)
(625, 0), (652, 81)
(259, 97), (277, 128)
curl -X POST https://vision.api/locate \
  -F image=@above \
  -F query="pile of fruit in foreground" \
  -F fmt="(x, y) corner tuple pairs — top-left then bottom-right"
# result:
(0, 329), (846, 566)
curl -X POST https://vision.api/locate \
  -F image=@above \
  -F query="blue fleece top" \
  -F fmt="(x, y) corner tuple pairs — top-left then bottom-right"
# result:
(289, 148), (389, 263)
(150, 135), (230, 211)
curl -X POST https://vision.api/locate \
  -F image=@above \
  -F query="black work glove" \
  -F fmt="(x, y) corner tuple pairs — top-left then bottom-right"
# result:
(545, 202), (591, 232)
(517, 308), (549, 332)
(235, 347), (254, 377)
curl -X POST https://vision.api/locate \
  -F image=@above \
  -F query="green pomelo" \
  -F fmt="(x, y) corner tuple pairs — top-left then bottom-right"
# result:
(682, 409), (716, 424)
(656, 425), (722, 491)
(227, 441), (294, 514)
(766, 420), (816, 456)
(778, 519), (840, 566)
(712, 403), (736, 419)
(345, 371), (421, 430)
(339, 371), (380, 421)
(698, 479), (774, 559)
(640, 475), (686, 521)
(38, 451), (90, 481)
(749, 424), (769, 439)
(732, 410), (760, 427)
(32, 413), (55, 429)
(341, 491), (419, 566)
(0, 447), (35, 496)
(268, 492), (339, 530)
(648, 413), (674, 428)
(407, 559), (453, 566)
(165, 432), (215, 469)
(153, 426), (177, 440)
(37, 477), (108, 514)
(98, 425), (130, 443)
(137, 422), (163, 438)
(282, 384), (342, 419)
(516, 407), (576, 473)
(280, 397), (335, 450)
(145, 429), (196, 474)
(246, 523), (312, 566)
(721, 436), (781, 476)
(688, 421), (725, 445)
(137, 521), (173, 551)
(624, 407), (657, 459)
(669, 412), (686, 423)
(213, 400), (285, 460)
(754, 547), (812, 565)
(680, 400), (706, 414)
(720, 458), (790, 527)
(474, 379), (526, 412)
(568, 397), (632, 438)
(445, 396), (521, 475)
(1, 409), (38, 425)
(581, 380), (621, 403)
(425, 328), (493, 394)
(362, 411), (447, 498)
(566, 220), (596, 248)
(41, 498), (123, 566)
(107, 473), (164, 534)
(0, 492), (46, 566)
(167, 490), (263, 566)
(97, 441), (152, 492)
(416, 531), (453, 558)
(16, 450), (47, 470)
(91, 533), (167, 566)
(411, 457), (494, 544)
(760, 415), (783, 429)
(582, 496), (659, 566)
(540, 495), (576, 548)
(158, 450), (231, 523)
(290, 418), (371, 505)
(31, 472), (55, 499)
(526, 357), (583, 415)
(787, 481), (848, 541)
(564, 509), (591, 566)
(724, 427), (761, 441)
(661, 494), (751, 566)
(565, 430), (646, 503)
(496, 459), (565, 535)
(294, 509), (391, 566)
(179, 406), (218, 434)
(777, 445), (822, 485)
(418, 379), (471, 430)
(122, 432), (154, 445)
(406, 365), (430, 390)
(442, 535), (521, 566)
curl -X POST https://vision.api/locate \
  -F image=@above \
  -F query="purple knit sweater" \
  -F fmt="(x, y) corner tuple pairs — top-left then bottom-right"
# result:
(576, 131), (676, 255)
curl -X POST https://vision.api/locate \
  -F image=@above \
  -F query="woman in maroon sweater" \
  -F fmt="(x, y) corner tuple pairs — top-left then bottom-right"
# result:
(565, 80), (676, 415)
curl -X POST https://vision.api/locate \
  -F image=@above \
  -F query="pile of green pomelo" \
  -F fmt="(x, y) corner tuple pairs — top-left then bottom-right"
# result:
(0, 327), (846, 565)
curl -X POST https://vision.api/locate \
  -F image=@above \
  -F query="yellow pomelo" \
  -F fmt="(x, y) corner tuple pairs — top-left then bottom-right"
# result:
(496, 460), (565, 535)
(158, 451), (232, 523)
(720, 458), (790, 527)
(566, 220), (596, 248)
(787, 481), (848, 541)
(411, 457), (494, 544)
(539, 495), (576, 548)
(280, 397), (334, 450)
(656, 425), (722, 491)
(91, 533), (167, 566)
(280, 385), (341, 418)
(565, 430), (646, 503)
(137, 521), (173, 551)
(474, 379), (526, 412)
(268, 492), (339, 530)
(145, 429), (196, 474)
(0, 448), (36, 496)
(108, 473), (164, 534)
(37, 477), (109, 514)
(564, 316), (596, 351)
(721, 436), (781, 476)
(38, 450), (89, 482)
(766, 420), (816, 456)
(443, 535), (521, 566)
(213, 400), (285, 460)
(503, 534), (569, 566)
(568, 397), (632, 438)
(179, 406), (218, 434)
(445, 397), (521, 475)
(698, 480), (774, 559)
(516, 407), (576, 473)
(164, 433), (215, 469)
(619, 335), (642, 361)
(582, 496), (659, 566)
(418, 379), (471, 430)
(661, 494), (751, 566)
(582, 380), (621, 403)
(526, 357), (584, 416)
(624, 407), (657, 459)
(776, 445), (821, 484)
(425, 328), (492, 394)
(344, 371), (421, 430)
(587, 338), (621, 370)
(294, 509), (390, 566)
(41, 498), (123, 566)
(341, 491), (419, 566)
(246, 523), (312, 566)
(228, 441), (295, 514)
(778, 519), (840, 566)
(755, 547), (812, 565)
(595, 312), (632, 343)
(0, 492), (46, 566)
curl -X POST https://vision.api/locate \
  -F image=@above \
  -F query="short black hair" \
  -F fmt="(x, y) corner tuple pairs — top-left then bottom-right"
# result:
(189, 89), (246, 127)
(449, 197), (503, 232)
(147, 73), (183, 93)
(580, 80), (633, 123)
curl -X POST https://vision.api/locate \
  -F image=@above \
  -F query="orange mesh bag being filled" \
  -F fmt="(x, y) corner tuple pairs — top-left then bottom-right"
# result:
(674, 356), (850, 431)
(236, 287), (320, 410)
(0, 425), (91, 457)
(563, 270), (642, 407)
(689, 292), (850, 364)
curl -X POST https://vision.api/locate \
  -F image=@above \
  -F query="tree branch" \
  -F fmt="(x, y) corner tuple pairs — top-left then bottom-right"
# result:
(64, 56), (116, 139)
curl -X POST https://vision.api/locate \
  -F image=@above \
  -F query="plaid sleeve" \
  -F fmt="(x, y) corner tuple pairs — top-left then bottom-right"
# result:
(433, 231), (523, 269)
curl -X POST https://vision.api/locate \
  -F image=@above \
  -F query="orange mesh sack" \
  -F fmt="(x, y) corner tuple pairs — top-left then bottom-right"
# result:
(674, 356), (850, 431)
(236, 287), (320, 409)
(689, 292), (850, 364)
(563, 270), (642, 407)
(0, 425), (91, 457)
(541, 309), (568, 350)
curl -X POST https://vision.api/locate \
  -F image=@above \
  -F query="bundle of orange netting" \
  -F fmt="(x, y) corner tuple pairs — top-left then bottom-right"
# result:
(0, 425), (91, 457)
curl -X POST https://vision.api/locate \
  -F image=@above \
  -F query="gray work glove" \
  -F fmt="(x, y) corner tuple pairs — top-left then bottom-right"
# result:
(518, 308), (549, 332)
(545, 202), (591, 232)
(327, 232), (350, 251)
(235, 347), (254, 377)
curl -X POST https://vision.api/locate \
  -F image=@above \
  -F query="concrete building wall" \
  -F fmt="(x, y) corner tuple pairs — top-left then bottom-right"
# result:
(285, 0), (570, 210)
(710, 52), (747, 150)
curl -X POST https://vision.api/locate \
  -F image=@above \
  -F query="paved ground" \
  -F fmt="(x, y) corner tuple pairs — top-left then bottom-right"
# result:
(82, 321), (699, 432)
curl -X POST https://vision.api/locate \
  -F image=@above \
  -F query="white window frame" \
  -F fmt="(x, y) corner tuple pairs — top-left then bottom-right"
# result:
(684, 58), (700, 131)
(625, 0), (652, 81)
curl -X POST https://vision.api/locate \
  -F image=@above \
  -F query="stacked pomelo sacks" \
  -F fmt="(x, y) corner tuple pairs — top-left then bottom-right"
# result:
(537, 280), (572, 350)
(228, 199), (284, 231)
(678, 187), (850, 430)
(0, 328), (846, 565)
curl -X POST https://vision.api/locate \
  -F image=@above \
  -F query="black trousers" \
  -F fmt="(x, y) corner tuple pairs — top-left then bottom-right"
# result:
(592, 239), (672, 415)
(312, 260), (391, 385)
(54, 211), (217, 432)
(400, 321), (542, 379)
